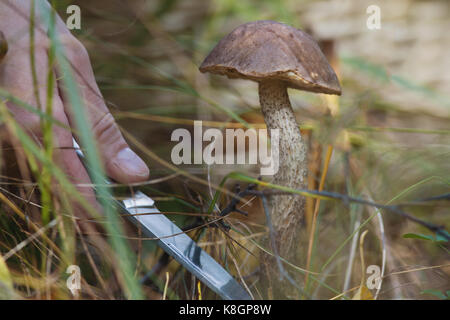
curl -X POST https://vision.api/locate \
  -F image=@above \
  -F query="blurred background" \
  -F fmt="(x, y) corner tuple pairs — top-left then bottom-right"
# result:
(1, 0), (448, 300)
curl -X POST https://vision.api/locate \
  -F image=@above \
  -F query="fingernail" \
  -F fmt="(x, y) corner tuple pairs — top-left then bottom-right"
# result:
(113, 148), (149, 180)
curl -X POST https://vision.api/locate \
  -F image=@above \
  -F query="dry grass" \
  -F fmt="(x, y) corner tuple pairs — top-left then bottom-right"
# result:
(0, 0), (448, 300)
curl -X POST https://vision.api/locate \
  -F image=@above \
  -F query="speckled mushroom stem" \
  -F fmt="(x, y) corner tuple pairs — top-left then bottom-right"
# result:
(259, 80), (307, 287)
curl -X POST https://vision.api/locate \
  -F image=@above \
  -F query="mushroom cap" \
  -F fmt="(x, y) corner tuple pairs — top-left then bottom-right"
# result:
(199, 20), (341, 95)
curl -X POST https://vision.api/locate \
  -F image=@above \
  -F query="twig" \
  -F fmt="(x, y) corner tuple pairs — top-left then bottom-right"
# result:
(3, 218), (58, 261)
(245, 189), (450, 242)
(216, 183), (257, 230)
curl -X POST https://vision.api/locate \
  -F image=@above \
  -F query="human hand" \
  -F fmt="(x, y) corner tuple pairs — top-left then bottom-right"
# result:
(0, 1), (149, 217)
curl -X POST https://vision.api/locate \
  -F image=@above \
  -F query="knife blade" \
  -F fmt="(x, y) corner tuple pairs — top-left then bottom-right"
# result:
(73, 139), (252, 300)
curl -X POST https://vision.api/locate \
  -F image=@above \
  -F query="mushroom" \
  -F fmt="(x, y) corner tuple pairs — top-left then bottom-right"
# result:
(199, 20), (341, 287)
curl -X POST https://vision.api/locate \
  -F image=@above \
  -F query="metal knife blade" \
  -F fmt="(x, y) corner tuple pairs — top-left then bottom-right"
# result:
(73, 139), (251, 300)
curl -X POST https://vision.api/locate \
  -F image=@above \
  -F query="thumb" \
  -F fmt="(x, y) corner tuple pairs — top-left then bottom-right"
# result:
(92, 112), (149, 184)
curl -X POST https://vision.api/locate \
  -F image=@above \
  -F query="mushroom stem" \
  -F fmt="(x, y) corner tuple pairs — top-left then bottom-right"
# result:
(259, 80), (307, 269)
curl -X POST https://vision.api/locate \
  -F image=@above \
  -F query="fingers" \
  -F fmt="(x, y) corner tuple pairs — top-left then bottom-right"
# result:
(48, 110), (104, 233)
(55, 25), (149, 184)
(52, 122), (104, 230)
(0, 36), (101, 225)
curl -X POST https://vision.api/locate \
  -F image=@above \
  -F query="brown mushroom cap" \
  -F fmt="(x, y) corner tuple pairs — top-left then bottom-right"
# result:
(199, 20), (341, 95)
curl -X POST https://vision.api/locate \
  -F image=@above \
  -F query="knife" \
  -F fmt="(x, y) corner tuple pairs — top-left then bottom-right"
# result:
(73, 139), (252, 300)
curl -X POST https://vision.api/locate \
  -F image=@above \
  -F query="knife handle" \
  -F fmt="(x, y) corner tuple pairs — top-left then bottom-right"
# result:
(72, 138), (113, 186)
